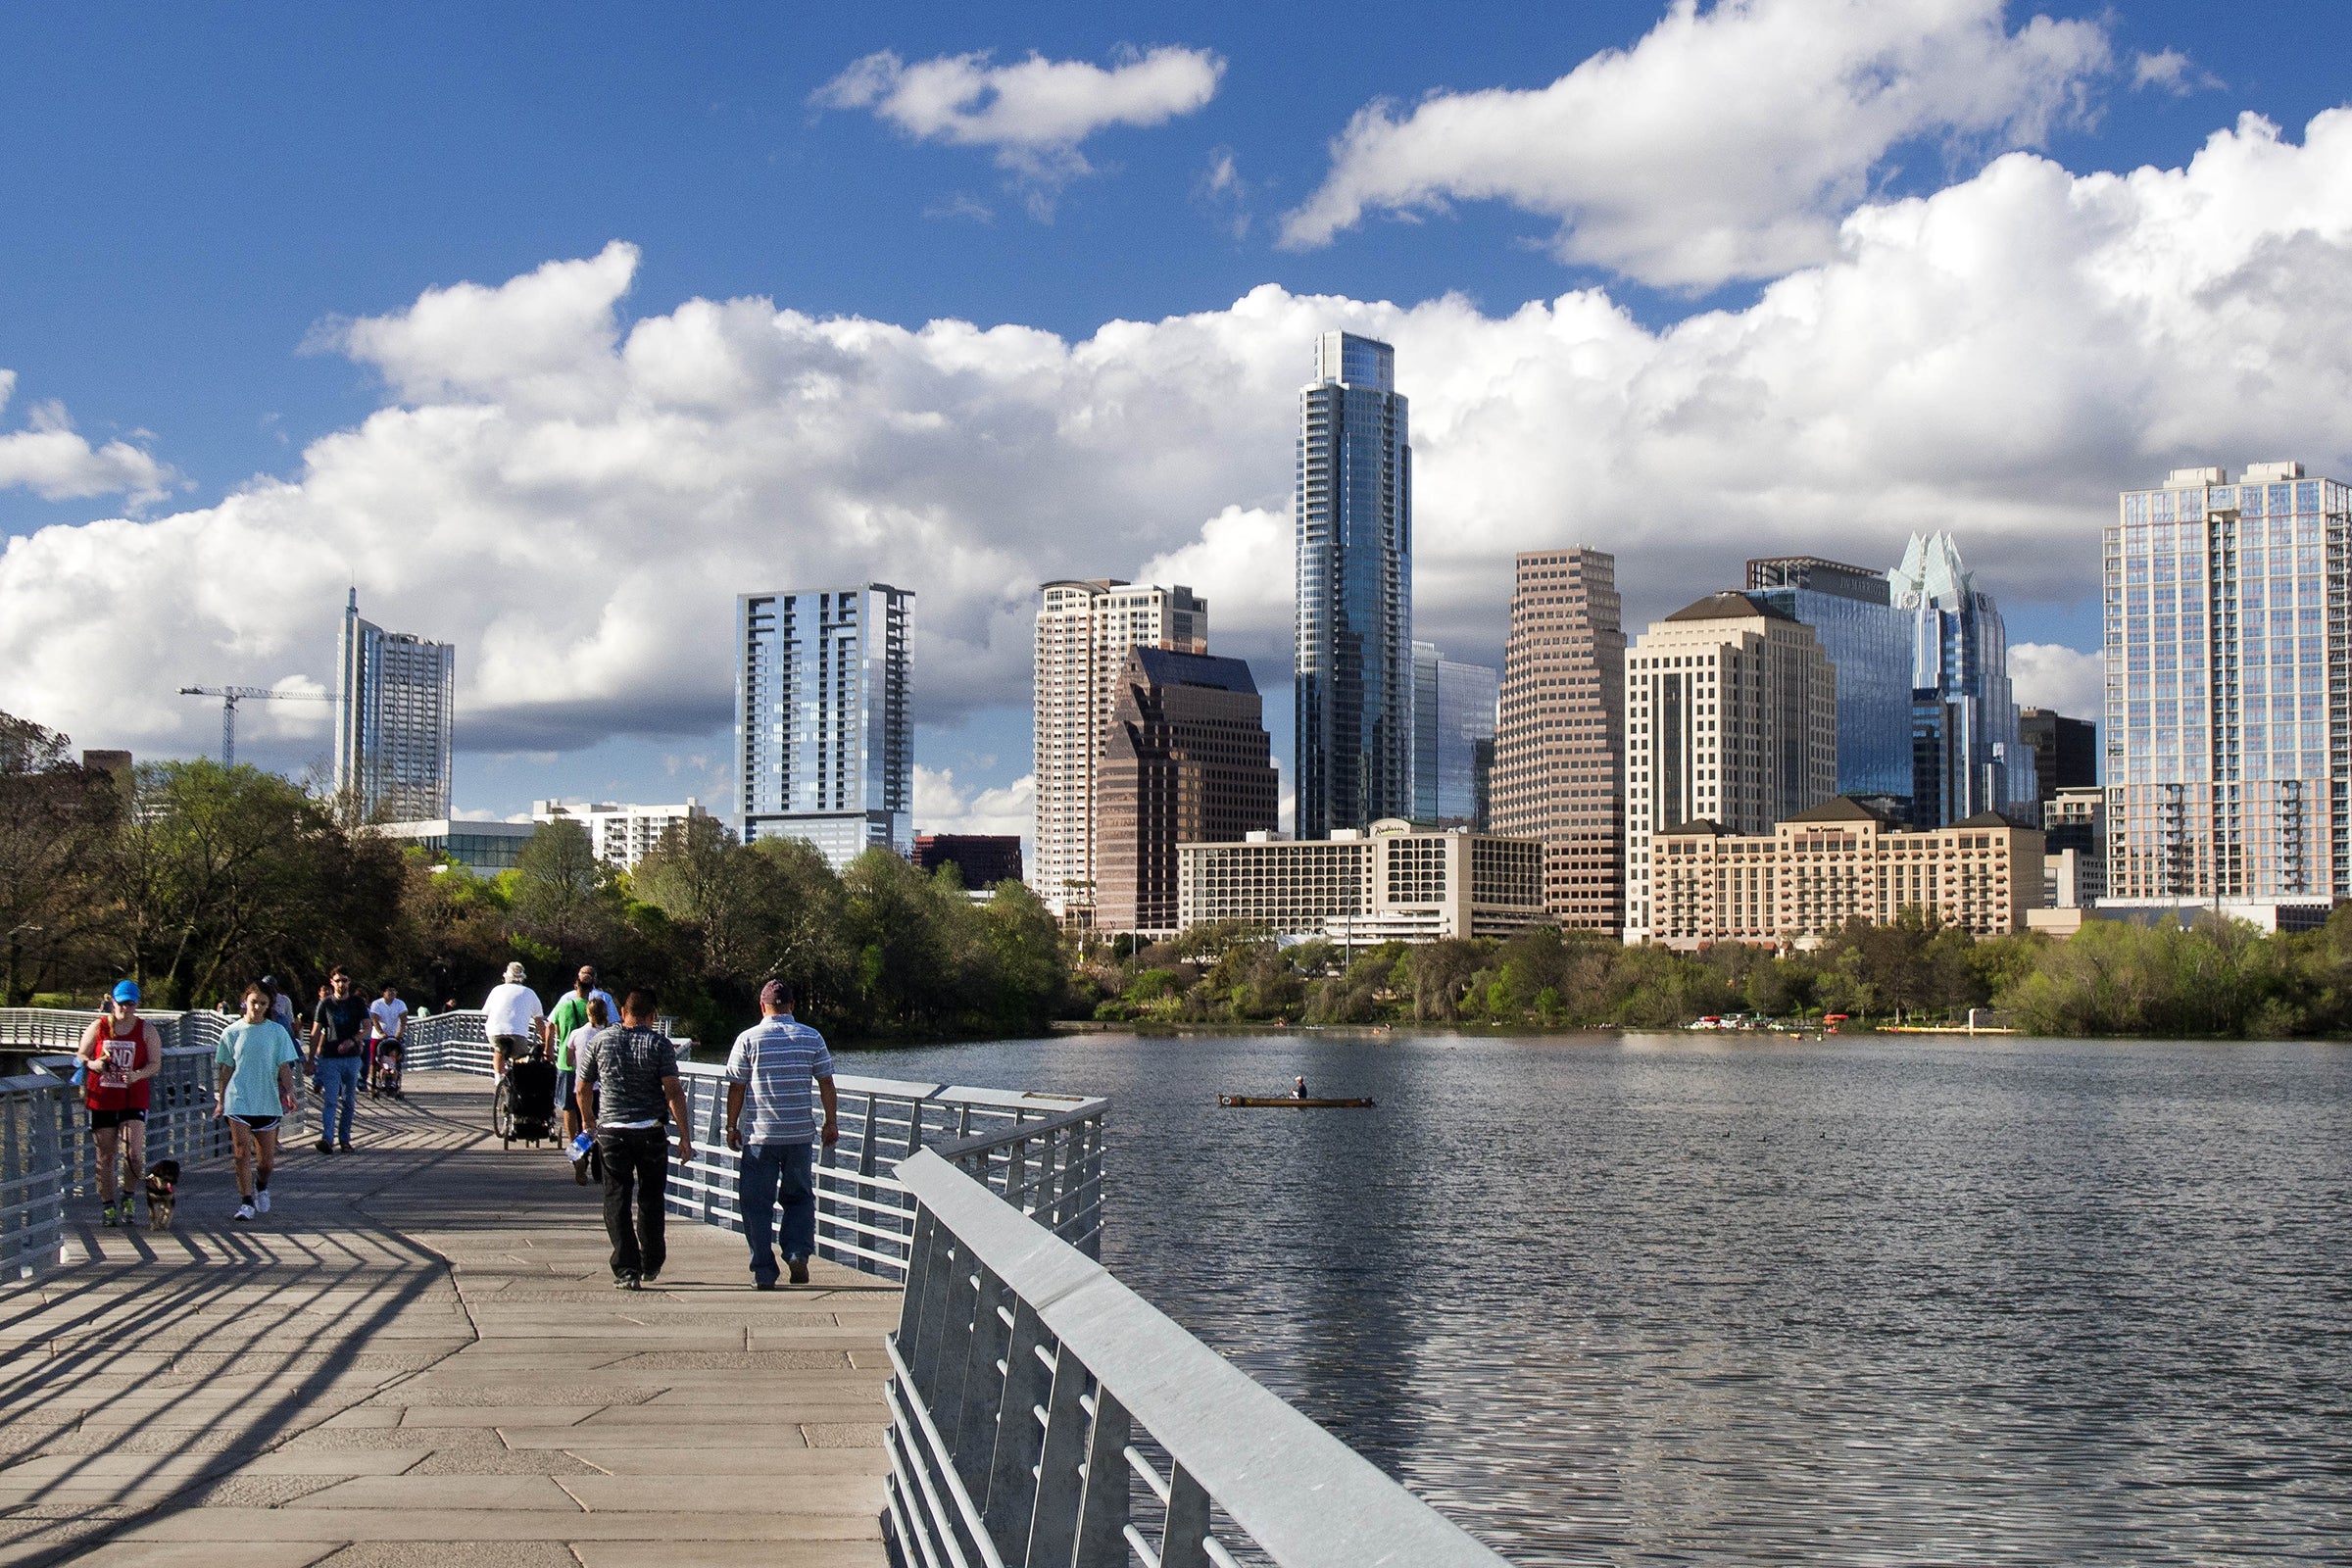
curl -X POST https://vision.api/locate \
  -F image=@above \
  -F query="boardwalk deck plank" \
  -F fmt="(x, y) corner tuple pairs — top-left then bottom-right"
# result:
(0, 1070), (893, 1566)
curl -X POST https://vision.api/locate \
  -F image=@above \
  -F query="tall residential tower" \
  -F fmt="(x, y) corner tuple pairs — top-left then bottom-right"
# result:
(1891, 533), (2034, 825)
(1296, 330), (1411, 838)
(1032, 580), (1208, 916)
(1411, 641), (1499, 829)
(1491, 548), (1626, 932)
(736, 584), (912, 869)
(335, 589), (455, 821)
(2105, 463), (2350, 910)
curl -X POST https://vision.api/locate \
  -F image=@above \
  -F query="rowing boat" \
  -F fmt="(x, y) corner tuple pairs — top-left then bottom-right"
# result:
(1216, 1095), (1377, 1108)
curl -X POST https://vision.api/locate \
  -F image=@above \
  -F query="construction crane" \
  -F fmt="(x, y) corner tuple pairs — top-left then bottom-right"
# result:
(177, 686), (330, 767)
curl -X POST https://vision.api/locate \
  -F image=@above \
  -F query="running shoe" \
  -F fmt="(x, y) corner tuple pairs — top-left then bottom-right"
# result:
(234, 1203), (256, 1222)
(314, 1138), (332, 1154)
(255, 1192), (271, 1214)
(338, 1142), (353, 1153)
(614, 1273), (640, 1291)
(99, 1201), (118, 1227)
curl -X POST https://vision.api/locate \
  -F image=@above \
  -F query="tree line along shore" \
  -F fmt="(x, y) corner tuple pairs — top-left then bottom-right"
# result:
(11, 720), (2352, 1043)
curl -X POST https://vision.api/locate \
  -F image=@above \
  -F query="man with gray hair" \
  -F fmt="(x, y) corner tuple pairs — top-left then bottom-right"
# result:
(482, 961), (546, 1079)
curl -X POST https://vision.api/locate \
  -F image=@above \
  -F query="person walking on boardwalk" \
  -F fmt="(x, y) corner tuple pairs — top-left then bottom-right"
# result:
(368, 981), (409, 1099)
(547, 965), (615, 1151)
(576, 989), (693, 1290)
(483, 961), (547, 1079)
(561, 996), (613, 1185)
(308, 968), (369, 1153)
(216, 985), (301, 1220)
(724, 980), (839, 1289)
(75, 981), (161, 1227)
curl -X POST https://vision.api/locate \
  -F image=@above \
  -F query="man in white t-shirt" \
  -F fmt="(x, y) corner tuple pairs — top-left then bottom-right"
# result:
(482, 962), (547, 1077)
(368, 983), (410, 1098)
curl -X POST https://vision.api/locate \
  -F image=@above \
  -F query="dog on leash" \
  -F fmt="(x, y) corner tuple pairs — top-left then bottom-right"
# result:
(144, 1159), (180, 1231)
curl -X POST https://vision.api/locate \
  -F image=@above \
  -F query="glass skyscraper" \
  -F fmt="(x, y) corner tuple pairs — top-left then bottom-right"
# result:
(1889, 533), (2035, 826)
(736, 583), (912, 869)
(1296, 330), (1410, 838)
(335, 588), (455, 821)
(2106, 463), (2349, 906)
(1411, 640), (1498, 829)
(1745, 557), (1913, 808)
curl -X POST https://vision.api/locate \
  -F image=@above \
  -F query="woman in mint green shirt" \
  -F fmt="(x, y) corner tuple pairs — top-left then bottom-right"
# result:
(215, 986), (301, 1222)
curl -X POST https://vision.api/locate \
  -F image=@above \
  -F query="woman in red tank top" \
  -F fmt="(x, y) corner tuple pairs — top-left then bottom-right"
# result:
(77, 981), (162, 1227)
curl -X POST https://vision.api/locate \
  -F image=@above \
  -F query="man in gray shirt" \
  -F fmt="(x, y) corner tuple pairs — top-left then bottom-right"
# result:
(575, 989), (694, 1291)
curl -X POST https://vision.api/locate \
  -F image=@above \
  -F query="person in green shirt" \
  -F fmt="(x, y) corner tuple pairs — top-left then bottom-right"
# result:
(215, 985), (302, 1221)
(548, 965), (615, 1150)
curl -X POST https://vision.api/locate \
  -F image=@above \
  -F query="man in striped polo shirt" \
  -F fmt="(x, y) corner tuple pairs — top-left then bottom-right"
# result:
(724, 979), (839, 1288)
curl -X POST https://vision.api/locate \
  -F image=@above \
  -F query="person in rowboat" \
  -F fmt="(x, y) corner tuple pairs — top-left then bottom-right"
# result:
(1294, 1075), (1307, 1100)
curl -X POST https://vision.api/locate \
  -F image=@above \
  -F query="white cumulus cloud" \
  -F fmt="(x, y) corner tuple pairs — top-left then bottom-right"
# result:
(813, 45), (1224, 183)
(915, 766), (1036, 842)
(1280, 0), (2110, 287)
(13, 110), (2352, 778)
(0, 373), (174, 505)
(2011, 642), (2105, 718)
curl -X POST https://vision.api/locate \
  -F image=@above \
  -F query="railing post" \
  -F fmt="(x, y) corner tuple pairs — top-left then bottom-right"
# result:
(1021, 1338), (1091, 1568)
(1071, 1384), (1131, 1568)
(983, 1300), (1055, 1562)
(1160, 1463), (1214, 1568)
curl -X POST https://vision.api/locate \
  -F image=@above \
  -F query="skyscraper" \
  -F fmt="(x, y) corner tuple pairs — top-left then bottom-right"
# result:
(1032, 580), (1208, 916)
(1491, 548), (1626, 931)
(1093, 648), (1278, 936)
(1411, 640), (1498, 830)
(1890, 533), (2035, 826)
(1623, 592), (1837, 943)
(736, 584), (912, 869)
(2019, 708), (2097, 805)
(1296, 330), (1410, 838)
(1745, 556), (1913, 810)
(335, 588), (455, 821)
(2106, 462), (2349, 907)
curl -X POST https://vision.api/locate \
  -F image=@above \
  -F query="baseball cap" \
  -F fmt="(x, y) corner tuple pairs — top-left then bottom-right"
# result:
(759, 979), (792, 1010)
(112, 981), (140, 1004)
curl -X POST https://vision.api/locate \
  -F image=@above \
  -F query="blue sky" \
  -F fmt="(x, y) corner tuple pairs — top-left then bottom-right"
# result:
(4, 0), (2350, 830)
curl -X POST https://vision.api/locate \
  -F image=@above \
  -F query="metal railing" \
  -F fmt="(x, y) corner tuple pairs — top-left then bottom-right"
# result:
(399, 1010), (1107, 1280)
(883, 1147), (1509, 1568)
(2, 1009), (246, 1281)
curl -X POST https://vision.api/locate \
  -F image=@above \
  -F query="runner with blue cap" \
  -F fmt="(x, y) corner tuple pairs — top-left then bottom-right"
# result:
(76, 982), (162, 1226)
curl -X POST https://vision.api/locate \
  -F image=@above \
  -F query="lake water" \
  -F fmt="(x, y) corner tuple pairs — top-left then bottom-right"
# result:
(846, 1031), (2352, 1566)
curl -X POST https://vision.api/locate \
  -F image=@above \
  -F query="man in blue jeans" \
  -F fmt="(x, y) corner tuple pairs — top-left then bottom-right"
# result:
(724, 980), (838, 1288)
(308, 968), (369, 1152)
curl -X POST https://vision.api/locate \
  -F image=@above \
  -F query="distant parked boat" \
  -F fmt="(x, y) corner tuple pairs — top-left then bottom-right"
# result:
(1217, 1094), (1377, 1108)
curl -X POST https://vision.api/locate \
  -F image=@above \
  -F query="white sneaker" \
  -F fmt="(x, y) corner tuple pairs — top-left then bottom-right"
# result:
(255, 1192), (271, 1214)
(234, 1203), (256, 1222)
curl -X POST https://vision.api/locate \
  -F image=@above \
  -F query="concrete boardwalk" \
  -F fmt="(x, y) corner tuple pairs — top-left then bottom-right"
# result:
(0, 1070), (898, 1568)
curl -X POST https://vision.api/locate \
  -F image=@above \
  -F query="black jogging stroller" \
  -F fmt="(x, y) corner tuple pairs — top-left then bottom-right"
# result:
(493, 1054), (561, 1148)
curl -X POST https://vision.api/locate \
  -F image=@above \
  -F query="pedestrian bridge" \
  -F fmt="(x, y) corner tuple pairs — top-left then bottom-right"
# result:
(1, 1009), (1508, 1567)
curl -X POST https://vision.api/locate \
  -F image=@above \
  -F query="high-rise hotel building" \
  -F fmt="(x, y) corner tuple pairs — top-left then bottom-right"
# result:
(1296, 330), (1411, 838)
(2106, 463), (2350, 908)
(1491, 548), (1626, 931)
(1032, 580), (1208, 916)
(335, 589), (455, 821)
(736, 584), (912, 870)
(1623, 592), (1837, 943)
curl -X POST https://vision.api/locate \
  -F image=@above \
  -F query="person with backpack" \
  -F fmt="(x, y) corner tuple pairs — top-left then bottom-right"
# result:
(75, 981), (162, 1227)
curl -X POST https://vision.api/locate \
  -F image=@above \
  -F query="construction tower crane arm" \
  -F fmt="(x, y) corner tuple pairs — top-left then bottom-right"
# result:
(177, 685), (330, 768)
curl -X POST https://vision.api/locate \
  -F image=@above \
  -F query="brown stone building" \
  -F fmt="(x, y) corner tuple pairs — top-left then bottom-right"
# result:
(1093, 648), (1278, 936)
(1491, 548), (1625, 933)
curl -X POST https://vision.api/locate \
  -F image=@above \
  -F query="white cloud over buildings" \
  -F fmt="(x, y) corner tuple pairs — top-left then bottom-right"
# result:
(0, 373), (174, 506)
(9, 109), (2352, 763)
(1280, 0), (2110, 286)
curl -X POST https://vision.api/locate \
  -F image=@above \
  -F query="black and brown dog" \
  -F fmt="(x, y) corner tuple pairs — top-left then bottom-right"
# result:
(144, 1159), (179, 1231)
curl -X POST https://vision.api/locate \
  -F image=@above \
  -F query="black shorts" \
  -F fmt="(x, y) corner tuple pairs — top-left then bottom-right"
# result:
(230, 1113), (281, 1132)
(87, 1106), (147, 1131)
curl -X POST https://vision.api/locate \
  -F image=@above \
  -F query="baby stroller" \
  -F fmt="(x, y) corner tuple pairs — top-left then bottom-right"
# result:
(494, 1054), (561, 1149)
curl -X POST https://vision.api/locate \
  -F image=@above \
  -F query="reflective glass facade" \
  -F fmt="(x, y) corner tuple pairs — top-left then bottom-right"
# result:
(2106, 466), (2350, 902)
(1411, 640), (1498, 828)
(1746, 561), (1913, 806)
(736, 583), (912, 868)
(335, 589), (455, 821)
(1890, 533), (2034, 825)
(1296, 331), (1411, 838)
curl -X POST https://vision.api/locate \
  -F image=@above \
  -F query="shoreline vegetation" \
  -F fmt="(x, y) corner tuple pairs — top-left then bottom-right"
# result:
(11, 721), (2352, 1045)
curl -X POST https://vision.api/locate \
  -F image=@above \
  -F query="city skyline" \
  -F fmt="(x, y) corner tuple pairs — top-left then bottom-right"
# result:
(10, 5), (2331, 830)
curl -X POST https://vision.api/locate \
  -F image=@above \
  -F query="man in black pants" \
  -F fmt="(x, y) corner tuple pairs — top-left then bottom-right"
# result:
(575, 989), (693, 1290)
